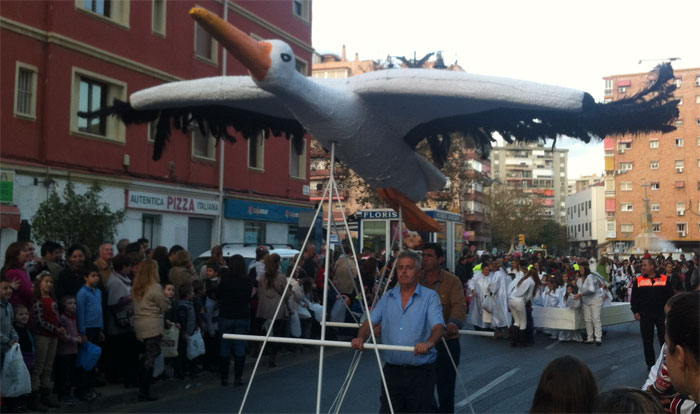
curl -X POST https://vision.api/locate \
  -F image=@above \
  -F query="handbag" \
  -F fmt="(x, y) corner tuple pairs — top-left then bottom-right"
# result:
(186, 330), (206, 360)
(482, 294), (495, 314)
(161, 325), (179, 358)
(77, 341), (102, 371)
(1, 343), (31, 397)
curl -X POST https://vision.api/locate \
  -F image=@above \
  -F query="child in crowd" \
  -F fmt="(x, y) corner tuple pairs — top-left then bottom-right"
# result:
(203, 266), (220, 372)
(1, 279), (19, 360)
(56, 295), (83, 405)
(558, 284), (583, 342)
(31, 271), (64, 410)
(192, 279), (208, 371)
(75, 264), (104, 402)
(174, 283), (198, 379)
(6, 304), (33, 412)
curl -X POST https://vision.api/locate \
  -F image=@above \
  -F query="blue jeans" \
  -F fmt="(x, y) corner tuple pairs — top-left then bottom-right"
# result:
(219, 318), (250, 358)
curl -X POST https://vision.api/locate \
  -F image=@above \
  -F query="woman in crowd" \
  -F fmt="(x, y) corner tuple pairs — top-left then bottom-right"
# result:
(575, 263), (606, 346)
(256, 253), (289, 367)
(200, 244), (227, 279)
(508, 268), (539, 346)
(530, 355), (598, 413)
(217, 254), (253, 386)
(131, 258), (170, 402)
(1, 241), (33, 311)
(168, 250), (196, 291)
(664, 291), (699, 413)
(151, 246), (170, 286)
(55, 244), (88, 300)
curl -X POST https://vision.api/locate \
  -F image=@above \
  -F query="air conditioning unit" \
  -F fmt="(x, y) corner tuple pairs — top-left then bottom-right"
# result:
(678, 211), (685, 216)
(678, 231), (687, 237)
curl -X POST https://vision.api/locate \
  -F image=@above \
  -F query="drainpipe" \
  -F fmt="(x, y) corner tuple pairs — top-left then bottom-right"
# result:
(217, 1), (228, 244)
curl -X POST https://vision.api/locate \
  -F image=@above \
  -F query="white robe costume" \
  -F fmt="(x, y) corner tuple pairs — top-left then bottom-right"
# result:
(489, 268), (512, 328)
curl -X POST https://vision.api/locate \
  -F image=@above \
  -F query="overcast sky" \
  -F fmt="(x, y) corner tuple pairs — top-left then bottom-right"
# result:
(311, 0), (700, 179)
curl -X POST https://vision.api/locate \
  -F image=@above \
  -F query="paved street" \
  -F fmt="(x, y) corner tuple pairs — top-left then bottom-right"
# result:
(106, 320), (652, 413)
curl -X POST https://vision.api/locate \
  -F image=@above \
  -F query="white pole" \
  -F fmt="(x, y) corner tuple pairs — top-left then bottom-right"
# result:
(316, 142), (336, 414)
(325, 321), (361, 328)
(217, 0), (229, 244)
(222, 334), (415, 352)
(458, 330), (495, 337)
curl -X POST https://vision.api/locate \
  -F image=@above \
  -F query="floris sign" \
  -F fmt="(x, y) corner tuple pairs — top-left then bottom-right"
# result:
(126, 190), (219, 216)
(0, 170), (14, 203)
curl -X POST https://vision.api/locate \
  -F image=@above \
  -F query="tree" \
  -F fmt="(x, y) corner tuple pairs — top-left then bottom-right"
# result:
(489, 184), (544, 251)
(32, 181), (125, 258)
(530, 220), (569, 256)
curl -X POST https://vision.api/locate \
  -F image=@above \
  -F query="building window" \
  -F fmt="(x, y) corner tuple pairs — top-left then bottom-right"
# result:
(292, 0), (310, 22)
(675, 181), (685, 189)
(651, 182), (660, 190)
(696, 95), (700, 104)
(604, 79), (613, 95)
(618, 86), (628, 93)
(194, 18), (218, 63)
(76, 0), (129, 26)
(650, 161), (659, 169)
(674, 78), (683, 88)
(677, 201), (686, 216)
(191, 126), (216, 160)
(142, 214), (161, 246)
(621, 224), (634, 233)
(621, 203), (633, 212)
(677, 222), (687, 237)
(14, 62), (38, 119)
(649, 140), (659, 149)
(621, 182), (632, 191)
(651, 203), (660, 212)
(244, 221), (266, 244)
(619, 162), (633, 171)
(675, 138), (684, 147)
(651, 223), (661, 232)
(248, 130), (265, 170)
(71, 68), (126, 141)
(147, 120), (157, 143)
(675, 160), (684, 173)
(295, 57), (308, 76)
(290, 138), (306, 179)
(674, 119), (683, 127)
(152, 0), (166, 36)
(696, 75), (700, 87)
(678, 98), (683, 105)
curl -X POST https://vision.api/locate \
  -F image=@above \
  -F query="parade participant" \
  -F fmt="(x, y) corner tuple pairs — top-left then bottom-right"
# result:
(468, 261), (492, 330)
(664, 291), (699, 413)
(420, 243), (466, 413)
(631, 258), (674, 369)
(575, 263), (606, 346)
(558, 285), (583, 343)
(508, 268), (539, 346)
(352, 250), (444, 413)
(489, 260), (512, 338)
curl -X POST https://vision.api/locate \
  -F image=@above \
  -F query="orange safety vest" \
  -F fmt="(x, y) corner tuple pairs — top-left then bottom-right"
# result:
(636, 274), (668, 287)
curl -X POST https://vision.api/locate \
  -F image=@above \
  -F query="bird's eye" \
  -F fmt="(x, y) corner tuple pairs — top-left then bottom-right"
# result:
(280, 53), (292, 62)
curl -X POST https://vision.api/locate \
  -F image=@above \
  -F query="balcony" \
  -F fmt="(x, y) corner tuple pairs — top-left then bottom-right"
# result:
(309, 188), (349, 201)
(464, 211), (487, 223)
(309, 167), (347, 179)
(427, 191), (453, 201)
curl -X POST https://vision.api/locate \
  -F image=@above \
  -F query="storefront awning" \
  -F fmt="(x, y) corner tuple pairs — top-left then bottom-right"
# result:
(0, 204), (21, 231)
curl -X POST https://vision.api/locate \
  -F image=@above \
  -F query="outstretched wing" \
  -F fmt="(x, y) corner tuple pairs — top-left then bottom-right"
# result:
(350, 63), (678, 166)
(79, 77), (305, 160)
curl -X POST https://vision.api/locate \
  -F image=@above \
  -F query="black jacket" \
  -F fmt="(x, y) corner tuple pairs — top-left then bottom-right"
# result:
(630, 273), (674, 317)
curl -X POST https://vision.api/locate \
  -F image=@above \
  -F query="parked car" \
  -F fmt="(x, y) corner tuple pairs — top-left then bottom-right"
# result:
(194, 244), (300, 275)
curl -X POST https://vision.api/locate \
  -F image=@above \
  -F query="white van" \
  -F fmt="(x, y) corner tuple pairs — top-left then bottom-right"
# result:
(194, 244), (300, 275)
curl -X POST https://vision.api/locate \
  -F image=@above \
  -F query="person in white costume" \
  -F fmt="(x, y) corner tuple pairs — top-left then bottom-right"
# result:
(508, 268), (539, 346)
(575, 263), (607, 346)
(489, 261), (512, 338)
(468, 262), (493, 330)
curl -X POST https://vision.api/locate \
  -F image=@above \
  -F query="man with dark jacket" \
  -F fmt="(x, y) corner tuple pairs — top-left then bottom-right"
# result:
(631, 257), (674, 369)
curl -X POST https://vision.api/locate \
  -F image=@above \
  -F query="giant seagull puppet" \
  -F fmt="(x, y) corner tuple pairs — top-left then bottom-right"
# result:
(85, 8), (679, 231)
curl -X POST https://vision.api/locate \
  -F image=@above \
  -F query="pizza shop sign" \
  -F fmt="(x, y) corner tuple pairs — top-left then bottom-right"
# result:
(126, 190), (219, 216)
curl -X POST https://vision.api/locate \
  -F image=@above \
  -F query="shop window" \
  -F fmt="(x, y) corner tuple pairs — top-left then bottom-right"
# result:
(14, 62), (38, 119)
(244, 221), (266, 244)
(248, 130), (265, 170)
(287, 224), (298, 248)
(71, 68), (126, 142)
(142, 214), (161, 246)
(195, 17), (218, 64)
(290, 138), (306, 179)
(152, 0), (166, 36)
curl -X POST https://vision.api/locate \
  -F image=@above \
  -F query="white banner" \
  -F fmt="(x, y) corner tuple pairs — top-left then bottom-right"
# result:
(126, 190), (219, 216)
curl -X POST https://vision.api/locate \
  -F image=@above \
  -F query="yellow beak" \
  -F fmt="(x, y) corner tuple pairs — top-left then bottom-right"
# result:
(190, 7), (272, 81)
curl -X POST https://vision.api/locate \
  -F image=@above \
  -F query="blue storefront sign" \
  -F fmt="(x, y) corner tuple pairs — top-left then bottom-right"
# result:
(224, 199), (313, 223)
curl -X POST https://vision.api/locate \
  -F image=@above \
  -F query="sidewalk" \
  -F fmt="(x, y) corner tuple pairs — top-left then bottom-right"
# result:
(56, 346), (344, 413)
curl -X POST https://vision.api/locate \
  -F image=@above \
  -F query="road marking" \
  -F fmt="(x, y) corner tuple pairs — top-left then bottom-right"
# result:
(546, 341), (559, 350)
(456, 367), (520, 408)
